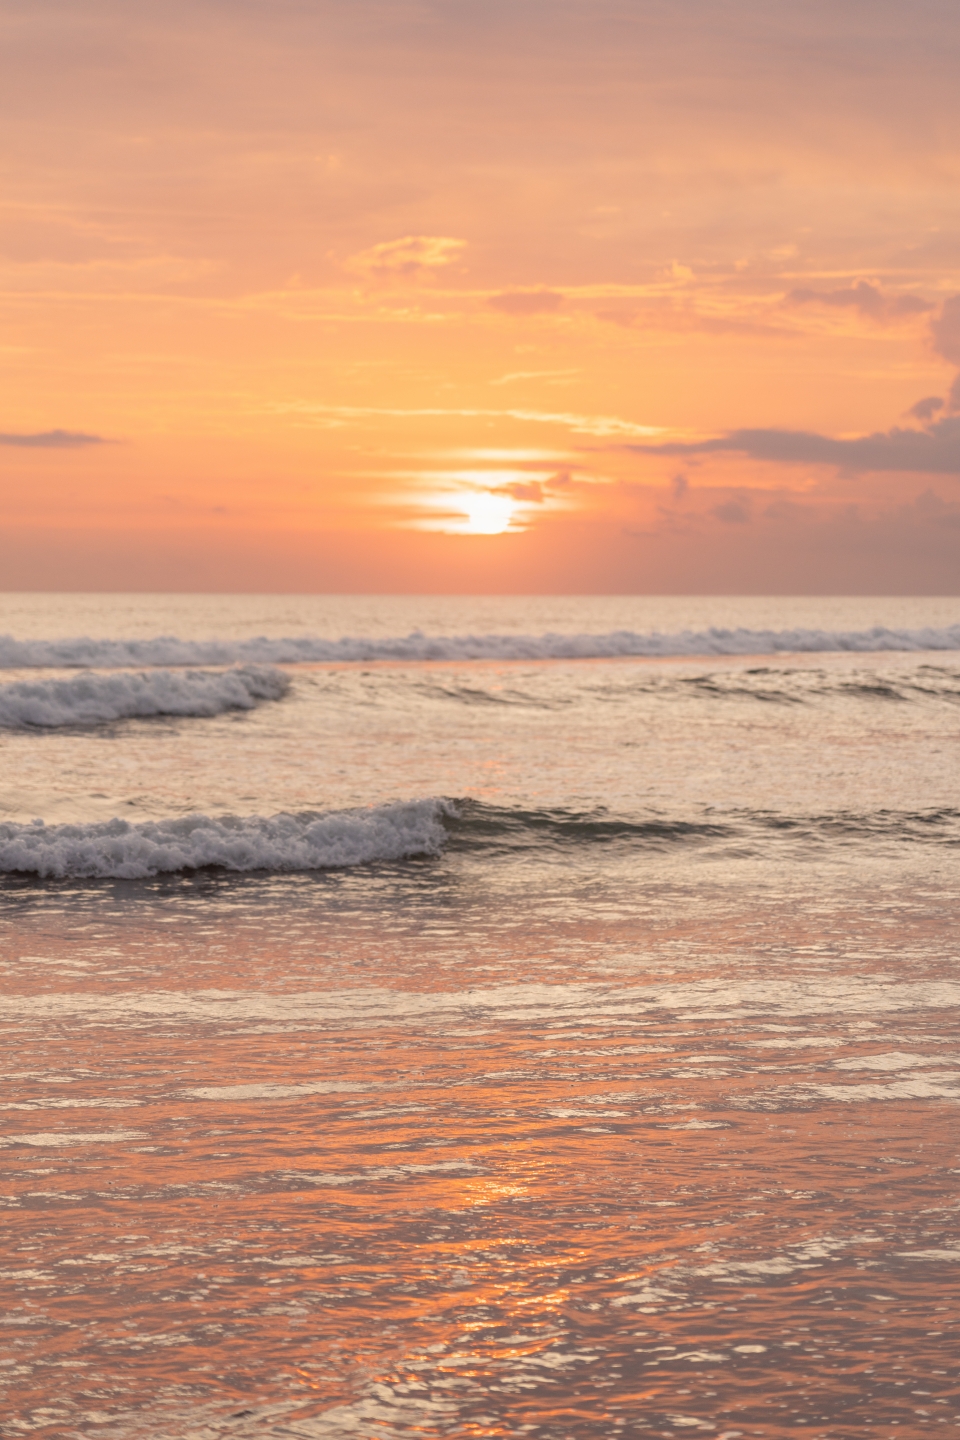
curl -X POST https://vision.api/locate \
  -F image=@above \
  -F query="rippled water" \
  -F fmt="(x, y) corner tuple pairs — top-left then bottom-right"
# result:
(2, 595), (959, 1438)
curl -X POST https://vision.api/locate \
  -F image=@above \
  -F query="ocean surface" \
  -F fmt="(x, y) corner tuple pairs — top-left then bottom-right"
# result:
(2, 593), (959, 1440)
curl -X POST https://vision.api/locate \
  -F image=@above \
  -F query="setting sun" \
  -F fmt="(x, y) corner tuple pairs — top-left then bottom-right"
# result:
(463, 493), (515, 534)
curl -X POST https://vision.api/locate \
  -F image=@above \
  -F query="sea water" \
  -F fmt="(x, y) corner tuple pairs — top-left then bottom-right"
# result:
(1, 594), (959, 1438)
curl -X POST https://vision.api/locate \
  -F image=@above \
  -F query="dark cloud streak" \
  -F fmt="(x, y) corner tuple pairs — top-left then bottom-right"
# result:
(628, 413), (960, 474)
(787, 280), (930, 320)
(931, 297), (960, 364)
(0, 429), (106, 448)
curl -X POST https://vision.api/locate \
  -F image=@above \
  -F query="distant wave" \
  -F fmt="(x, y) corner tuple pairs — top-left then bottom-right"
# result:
(2, 623), (960, 669)
(0, 799), (453, 879)
(0, 666), (290, 729)
(3, 798), (958, 880)
(415, 665), (960, 709)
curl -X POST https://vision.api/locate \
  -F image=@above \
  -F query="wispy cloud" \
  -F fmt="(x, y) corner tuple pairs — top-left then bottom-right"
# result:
(0, 429), (106, 448)
(273, 402), (662, 439)
(345, 236), (467, 280)
(488, 289), (564, 316)
(490, 369), (579, 385)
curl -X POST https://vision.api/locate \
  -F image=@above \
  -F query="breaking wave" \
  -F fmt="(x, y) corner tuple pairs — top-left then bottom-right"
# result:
(2, 799), (958, 880)
(0, 799), (453, 879)
(0, 666), (290, 729)
(3, 623), (960, 669)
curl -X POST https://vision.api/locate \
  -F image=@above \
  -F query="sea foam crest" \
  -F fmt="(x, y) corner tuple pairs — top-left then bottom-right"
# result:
(0, 666), (290, 729)
(2, 624), (960, 668)
(0, 799), (453, 879)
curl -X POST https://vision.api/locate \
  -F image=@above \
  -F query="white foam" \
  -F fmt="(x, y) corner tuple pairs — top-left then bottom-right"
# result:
(0, 666), (289, 728)
(2, 623), (960, 668)
(0, 798), (452, 879)
(0, 1130), (147, 1148)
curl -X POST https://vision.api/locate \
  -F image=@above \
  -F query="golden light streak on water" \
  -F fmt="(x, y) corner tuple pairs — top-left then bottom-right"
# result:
(2, 876), (960, 1437)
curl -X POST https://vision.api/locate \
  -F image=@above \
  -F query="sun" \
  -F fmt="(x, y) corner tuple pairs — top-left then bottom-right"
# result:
(463, 492), (515, 534)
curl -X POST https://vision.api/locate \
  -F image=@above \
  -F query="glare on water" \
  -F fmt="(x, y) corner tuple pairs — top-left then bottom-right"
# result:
(2, 866), (959, 1438)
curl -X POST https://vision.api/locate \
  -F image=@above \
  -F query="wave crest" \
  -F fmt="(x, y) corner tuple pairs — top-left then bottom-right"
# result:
(0, 799), (453, 879)
(0, 666), (289, 729)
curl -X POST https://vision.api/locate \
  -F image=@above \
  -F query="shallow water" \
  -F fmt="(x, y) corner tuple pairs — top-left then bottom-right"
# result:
(1, 595), (959, 1437)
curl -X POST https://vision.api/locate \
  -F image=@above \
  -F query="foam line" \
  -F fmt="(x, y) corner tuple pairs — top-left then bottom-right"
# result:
(2, 623), (960, 668)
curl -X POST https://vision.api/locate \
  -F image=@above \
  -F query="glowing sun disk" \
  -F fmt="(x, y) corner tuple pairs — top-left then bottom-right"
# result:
(464, 493), (514, 534)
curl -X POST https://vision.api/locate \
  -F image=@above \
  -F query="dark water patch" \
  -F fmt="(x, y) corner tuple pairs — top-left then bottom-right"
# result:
(446, 800), (960, 856)
(444, 800), (732, 853)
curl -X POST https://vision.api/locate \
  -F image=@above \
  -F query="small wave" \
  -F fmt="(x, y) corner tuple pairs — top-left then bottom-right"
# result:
(655, 667), (960, 706)
(403, 664), (960, 710)
(0, 799), (453, 879)
(3, 799), (958, 880)
(752, 807), (960, 844)
(3, 622), (960, 668)
(0, 666), (290, 729)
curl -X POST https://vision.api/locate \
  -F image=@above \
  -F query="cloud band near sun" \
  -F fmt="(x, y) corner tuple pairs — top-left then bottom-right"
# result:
(626, 388), (960, 475)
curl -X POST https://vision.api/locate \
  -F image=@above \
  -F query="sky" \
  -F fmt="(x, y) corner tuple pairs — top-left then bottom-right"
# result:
(2, 0), (960, 592)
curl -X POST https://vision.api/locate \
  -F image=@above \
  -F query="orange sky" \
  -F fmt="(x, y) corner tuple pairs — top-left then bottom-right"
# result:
(2, 0), (960, 592)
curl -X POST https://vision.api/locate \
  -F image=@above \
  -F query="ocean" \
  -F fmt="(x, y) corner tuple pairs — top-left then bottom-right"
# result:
(1, 593), (959, 1439)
